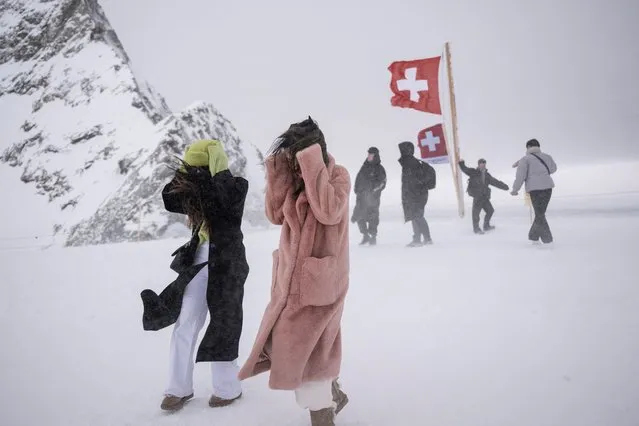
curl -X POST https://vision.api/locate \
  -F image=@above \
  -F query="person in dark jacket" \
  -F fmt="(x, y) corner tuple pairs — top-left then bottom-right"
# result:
(398, 141), (436, 247)
(459, 158), (510, 234)
(140, 139), (250, 412)
(351, 147), (386, 245)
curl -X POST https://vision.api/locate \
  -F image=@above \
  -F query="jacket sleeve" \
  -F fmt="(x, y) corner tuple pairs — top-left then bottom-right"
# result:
(353, 168), (363, 194)
(201, 171), (249, 227)
(297, 144), (351, 226)
(489, 175), (509, 191)
(458, 161), (476, 177)
(547, 155), (558, 174)
(264, 154), (292, 225)
(512, 157), (528, 193)
(373, 165), (387, 192)
(161, 176), (186, 214)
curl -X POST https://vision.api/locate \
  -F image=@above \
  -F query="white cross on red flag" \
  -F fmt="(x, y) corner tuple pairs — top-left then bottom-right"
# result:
(417, 123), (448, 164)
(388, 56), (442, 115)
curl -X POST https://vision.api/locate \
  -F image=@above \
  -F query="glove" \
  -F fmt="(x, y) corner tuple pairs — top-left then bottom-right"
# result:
(206, 141), (229, 175)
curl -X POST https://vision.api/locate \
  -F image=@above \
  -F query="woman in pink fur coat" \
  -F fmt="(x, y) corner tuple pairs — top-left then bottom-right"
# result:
(238, 117), (351, 426)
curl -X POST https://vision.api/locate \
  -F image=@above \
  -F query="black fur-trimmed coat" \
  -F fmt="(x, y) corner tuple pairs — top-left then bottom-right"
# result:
(351, 154), (386, 222)
(398, 142), (436, 222)
(140, 169), (250, 362)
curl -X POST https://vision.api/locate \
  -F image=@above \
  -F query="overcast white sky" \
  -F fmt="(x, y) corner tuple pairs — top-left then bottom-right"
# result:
(101, 0), (638, 174)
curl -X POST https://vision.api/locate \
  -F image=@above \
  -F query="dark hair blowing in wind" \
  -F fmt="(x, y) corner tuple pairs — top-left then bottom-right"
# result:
(267, 116), (329, 196)
(165, 160), (210, 230)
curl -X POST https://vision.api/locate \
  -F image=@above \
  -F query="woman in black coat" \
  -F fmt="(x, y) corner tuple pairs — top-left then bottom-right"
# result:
(351, 147), (386, 245)
(398, 141), (436, 246)
(140, 140), (249, 412)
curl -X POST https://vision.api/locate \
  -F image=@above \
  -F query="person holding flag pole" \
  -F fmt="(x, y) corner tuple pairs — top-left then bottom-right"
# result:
(458, 158), (510, 234)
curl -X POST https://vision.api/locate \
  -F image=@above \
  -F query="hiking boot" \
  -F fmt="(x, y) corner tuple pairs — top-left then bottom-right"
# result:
(483, 224), (495, 232)
(208, 393), (242, 408)
(310, 407), (336, 426)
(423, 238), (433, 245)
(359, 234), (370, 245)
(368, 235), (377, 246)
(406, 241), (424, 247)
(474, 228), (485, 235)
(160, 393), (193, 411)
(331, 379), (349, 415)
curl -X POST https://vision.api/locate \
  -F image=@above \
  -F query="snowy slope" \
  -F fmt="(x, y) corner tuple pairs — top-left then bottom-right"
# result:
(65, 101), (266, 246)
(1, 195), (638, 426)
(0, 0), (265, 246)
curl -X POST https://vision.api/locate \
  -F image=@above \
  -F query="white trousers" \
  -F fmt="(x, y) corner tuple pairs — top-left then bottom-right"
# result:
(295, 380), (336, 411)
(165, 244), (242, 399)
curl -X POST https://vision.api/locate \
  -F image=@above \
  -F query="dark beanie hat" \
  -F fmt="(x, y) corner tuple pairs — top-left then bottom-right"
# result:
(478, 158), (487, 164)
(368, 147), (379, 154)
(526, 138), (540, 148)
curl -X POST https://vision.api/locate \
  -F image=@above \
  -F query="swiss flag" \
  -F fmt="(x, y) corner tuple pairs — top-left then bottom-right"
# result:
(388, 57), (442, 115)
(417, 123), (448, 164)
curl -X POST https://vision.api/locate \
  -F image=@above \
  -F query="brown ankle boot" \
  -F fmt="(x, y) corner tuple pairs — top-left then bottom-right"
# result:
(331, 379), (349, 415)
(160, 393), (193, 411)
(310, 407), (335, 426)
(208, 393), (242, 407)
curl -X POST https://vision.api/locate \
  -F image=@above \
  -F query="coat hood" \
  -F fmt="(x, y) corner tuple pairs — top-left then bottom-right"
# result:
(365, 147), (381, 166)
(398, 141), (415, 157)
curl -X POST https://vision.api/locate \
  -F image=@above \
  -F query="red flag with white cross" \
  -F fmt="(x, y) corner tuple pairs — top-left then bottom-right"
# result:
(388, 57), (442, 115)
(417, 123), (448, 164)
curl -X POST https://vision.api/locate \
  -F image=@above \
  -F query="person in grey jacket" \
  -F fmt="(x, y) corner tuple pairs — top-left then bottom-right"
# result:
(511, 138), (557, 244)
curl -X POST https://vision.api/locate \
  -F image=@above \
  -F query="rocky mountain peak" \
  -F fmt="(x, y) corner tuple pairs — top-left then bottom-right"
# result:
(0, 0), (265, 246)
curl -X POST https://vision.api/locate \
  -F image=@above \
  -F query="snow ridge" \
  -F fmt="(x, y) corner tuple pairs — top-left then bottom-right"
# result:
(66, 102), (266, 246)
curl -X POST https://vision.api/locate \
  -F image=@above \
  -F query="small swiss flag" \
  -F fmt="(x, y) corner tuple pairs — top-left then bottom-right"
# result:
(417, 123), (448, 164)
(388, 57), (442, 115)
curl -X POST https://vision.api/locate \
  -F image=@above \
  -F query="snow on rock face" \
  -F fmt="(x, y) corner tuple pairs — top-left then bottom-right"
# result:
(0, 0), (169, 123)
(0, 0), (266, 246)
(66, 102), (266, 246)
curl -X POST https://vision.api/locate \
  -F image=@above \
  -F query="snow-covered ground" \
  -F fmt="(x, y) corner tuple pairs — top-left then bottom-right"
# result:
(1, 191), (638, 426)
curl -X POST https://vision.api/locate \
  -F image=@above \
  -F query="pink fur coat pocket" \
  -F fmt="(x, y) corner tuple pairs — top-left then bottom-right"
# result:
(299, 255), (340, 306)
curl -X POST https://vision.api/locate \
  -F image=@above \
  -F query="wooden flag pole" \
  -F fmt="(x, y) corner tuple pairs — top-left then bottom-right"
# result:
(444, 41), (464, 218)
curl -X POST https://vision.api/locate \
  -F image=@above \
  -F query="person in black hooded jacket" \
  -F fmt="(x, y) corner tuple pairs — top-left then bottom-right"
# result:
(351, 147), (386, 245)
(398, 141), (436, 247)
(459, 158), (509, 234)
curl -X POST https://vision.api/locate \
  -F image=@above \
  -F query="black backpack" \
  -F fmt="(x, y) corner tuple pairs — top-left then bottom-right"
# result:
(421, 162), (437, 190)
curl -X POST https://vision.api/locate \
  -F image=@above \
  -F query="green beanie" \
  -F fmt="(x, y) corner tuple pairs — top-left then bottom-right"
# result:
(183, 139), (229, 176)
